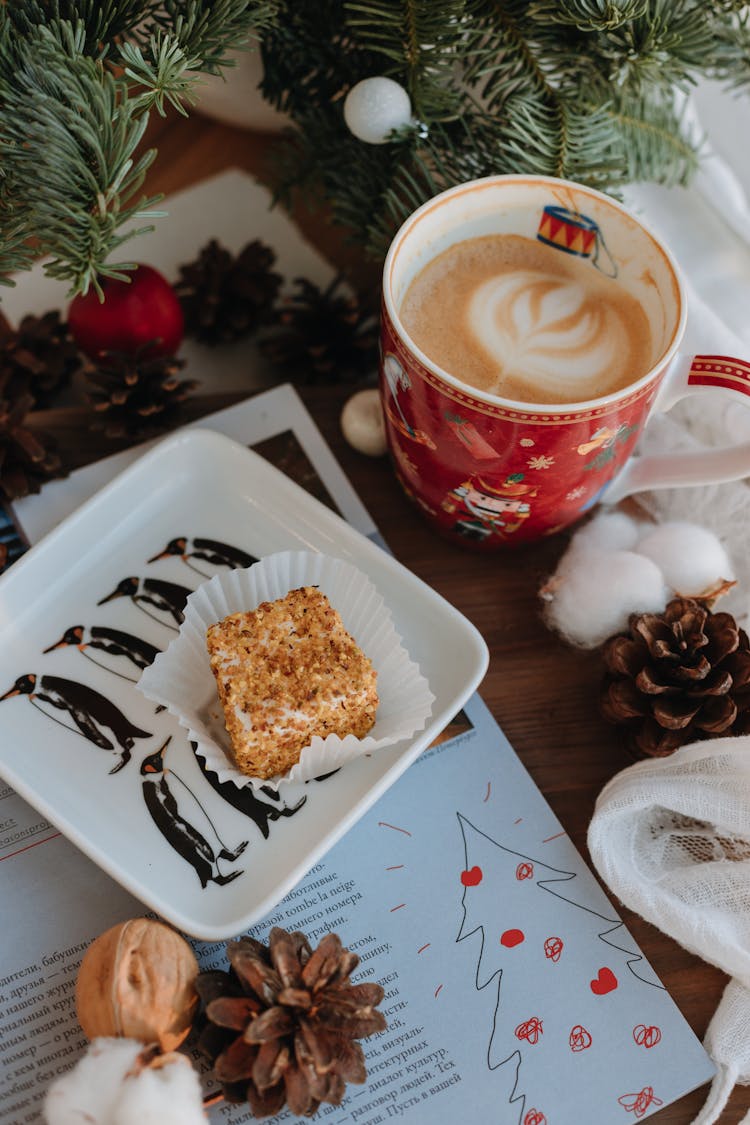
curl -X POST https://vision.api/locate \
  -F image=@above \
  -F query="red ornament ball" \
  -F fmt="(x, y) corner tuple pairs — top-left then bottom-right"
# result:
(68, 264), (184, 360)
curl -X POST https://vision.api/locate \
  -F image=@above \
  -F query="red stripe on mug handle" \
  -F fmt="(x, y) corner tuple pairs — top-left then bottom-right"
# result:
(604, 353), (750, 504)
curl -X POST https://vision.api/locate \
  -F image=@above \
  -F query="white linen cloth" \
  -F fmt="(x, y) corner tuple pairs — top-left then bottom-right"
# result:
(587, 83), (750, 1122)
(588, 739), (750, 1123)
(618, 81), (750, 630)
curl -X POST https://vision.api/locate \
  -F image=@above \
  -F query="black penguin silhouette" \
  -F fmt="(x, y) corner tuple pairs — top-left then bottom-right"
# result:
(191, 743), (306, 838)
(148, 536), (257, 576)
(141, 739), (247, 888)
(0, 674), (150, 772)
(97, 576), (192, 629)
(44, 625), (161, 676)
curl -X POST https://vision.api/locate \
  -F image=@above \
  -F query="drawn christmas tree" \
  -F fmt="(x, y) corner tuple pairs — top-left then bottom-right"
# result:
(455, 814), (667, 1125)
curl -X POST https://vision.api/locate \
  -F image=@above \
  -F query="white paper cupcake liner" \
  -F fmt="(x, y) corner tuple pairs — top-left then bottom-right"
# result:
(137, 550), (435, 791)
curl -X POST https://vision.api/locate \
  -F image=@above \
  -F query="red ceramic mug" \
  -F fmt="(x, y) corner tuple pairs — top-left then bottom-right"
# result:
(379, 175), (750, 547)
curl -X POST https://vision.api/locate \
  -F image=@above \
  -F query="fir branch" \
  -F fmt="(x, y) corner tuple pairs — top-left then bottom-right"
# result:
(0, 24), (162, 294)
(528, 0), (649, 32)
(704, 6), (750, 87)
(4, 0), (156, 58)
(119, 33), (201, 115)
(0, 1), (277, 292)
(260, 0), (379, 117)
(598, 91), (700, 185)
(145, 0), (278, 74)
(586, 1), (715, 92)
(344, 0), (468, 119)
(0, 222), (37, 285)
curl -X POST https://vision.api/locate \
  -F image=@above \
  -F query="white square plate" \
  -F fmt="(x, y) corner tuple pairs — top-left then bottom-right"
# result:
(0, 429), (488, 939)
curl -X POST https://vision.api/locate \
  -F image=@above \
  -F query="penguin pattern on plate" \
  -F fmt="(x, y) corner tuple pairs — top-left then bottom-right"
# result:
(0, 534), (308, 891)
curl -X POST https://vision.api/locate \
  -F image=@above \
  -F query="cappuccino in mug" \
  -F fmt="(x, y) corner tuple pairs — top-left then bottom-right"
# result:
(399, 233), (653, 405)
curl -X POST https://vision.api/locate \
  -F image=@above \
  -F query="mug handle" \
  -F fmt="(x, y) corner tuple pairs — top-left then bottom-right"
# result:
(603, 353), (750, 504)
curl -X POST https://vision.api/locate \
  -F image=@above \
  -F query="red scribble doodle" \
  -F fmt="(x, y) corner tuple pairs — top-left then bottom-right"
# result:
(514, 818), (523, 824)
(386, 864), (404, 870)
(544, 936), (564, 962)
(378, 821), (412, 836)
(516, 862), (534, 880)
(542, 830), (566, 843)
(618, 1087), (663, 1118)
(417, 943), (431, 954)
(390, 903), (406, 912)
(515, 1017), (543, 1045)
(633, 1024), (662, 1049)
(569, 1024), (592, 1052)
(483, 781), (491, 802)
(523, 1111), (547, 1125)
(434, 984), (443, 998)
(500, 928), (525, 948)
(461, 865), (483, 886)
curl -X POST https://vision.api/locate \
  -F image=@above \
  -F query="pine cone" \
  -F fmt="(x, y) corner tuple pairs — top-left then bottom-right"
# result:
(0, 375), (65, 502)
(175, 239), (282, 345)
(259, 276), (378, 385)
(601, 596), (750, 758)
(0, 310), (83, 408)
(83, 351), (198, 440)
(196, 929), (386, 1118)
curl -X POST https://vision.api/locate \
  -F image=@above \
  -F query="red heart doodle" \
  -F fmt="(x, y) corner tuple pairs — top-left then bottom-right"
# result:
(590, 967), (618, 995)
(500, 928), (525, 948)
(460, 865), (483, 887)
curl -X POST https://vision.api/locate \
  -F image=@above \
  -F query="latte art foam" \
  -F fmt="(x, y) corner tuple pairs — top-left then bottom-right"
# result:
(399, 234), (653, 405)
(469, 271), (635, 399)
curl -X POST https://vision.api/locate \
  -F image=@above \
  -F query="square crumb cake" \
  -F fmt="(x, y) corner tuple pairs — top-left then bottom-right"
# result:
(206, 586), (378, 779)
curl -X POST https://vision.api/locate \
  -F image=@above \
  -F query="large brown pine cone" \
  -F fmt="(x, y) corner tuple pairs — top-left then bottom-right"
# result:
(601, 597), (750, 757)
(196, 929), (386, 1118)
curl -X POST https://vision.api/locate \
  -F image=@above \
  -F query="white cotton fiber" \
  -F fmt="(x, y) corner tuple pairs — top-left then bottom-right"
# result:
(635, 521), (735, 596)
(567, 510), (644, 554)
(112, 1053), (207, 1125)
(44, 1040), (208, 1125)
(543, 548), (670, 648)
(44, 1039), (142, 1124)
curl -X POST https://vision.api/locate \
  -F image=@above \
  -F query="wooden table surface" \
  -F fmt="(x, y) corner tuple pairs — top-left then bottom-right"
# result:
(21, 107), (748, 1123)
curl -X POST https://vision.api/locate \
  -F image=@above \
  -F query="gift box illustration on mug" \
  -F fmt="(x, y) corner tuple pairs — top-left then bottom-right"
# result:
(537, 204), (617, 277)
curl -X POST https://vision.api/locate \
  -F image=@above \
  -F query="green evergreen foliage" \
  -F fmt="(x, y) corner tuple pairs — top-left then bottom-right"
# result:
(0, 0), (748, 292)
(262, 0), (750, 256)
(0, 1), (278, 294)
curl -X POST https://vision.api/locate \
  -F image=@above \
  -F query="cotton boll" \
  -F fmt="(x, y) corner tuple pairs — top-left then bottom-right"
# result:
(44, 1040), (208, 1125)
(543, 548), (669, 648)
(568, 510), (644, 554)
(112, 1053), (207, 1125)
(635, 521), (735, 596)
(44, 1038), (142, 1124)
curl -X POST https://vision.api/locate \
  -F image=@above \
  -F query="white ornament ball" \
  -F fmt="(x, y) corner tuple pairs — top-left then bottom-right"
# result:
(544, 548), (669, 649)
(341, 388), (387, 456)
(343, 77), (412, 144)
(635, 521), (735, 597)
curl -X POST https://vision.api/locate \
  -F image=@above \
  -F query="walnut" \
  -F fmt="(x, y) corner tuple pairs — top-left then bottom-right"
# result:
(75, 918), (199, 1052)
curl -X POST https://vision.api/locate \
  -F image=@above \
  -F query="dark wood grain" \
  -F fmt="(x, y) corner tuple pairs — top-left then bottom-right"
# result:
(21, 108), (748, 1123)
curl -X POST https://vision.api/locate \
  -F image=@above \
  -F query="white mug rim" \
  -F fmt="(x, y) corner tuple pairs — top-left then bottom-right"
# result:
(382, 173), (688, 414)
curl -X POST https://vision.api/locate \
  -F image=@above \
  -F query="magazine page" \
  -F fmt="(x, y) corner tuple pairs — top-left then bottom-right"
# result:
(0, 388), (713, 1125)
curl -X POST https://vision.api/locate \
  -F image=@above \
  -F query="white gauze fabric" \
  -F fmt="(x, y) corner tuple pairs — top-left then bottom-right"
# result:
(615, 81), (750, 632)
(588, 737), (750, 1124)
